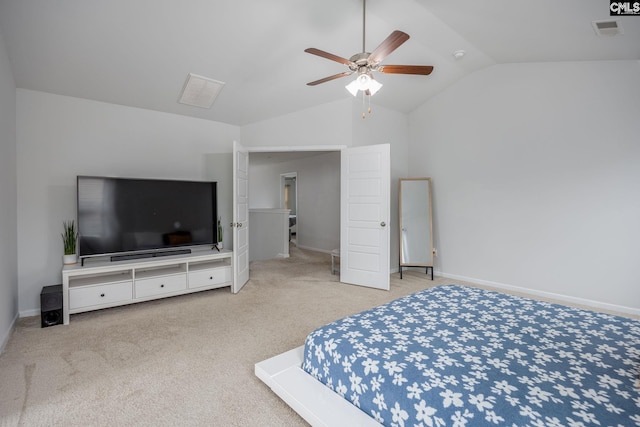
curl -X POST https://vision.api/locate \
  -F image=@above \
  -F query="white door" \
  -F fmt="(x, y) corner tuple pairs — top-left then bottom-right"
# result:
(340, 144), (390, 290)
(232, 141), (250, 293)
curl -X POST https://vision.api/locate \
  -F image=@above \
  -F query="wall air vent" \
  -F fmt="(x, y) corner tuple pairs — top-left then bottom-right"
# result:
(592, 20), (623, 36)
(178, 73), (225, 109)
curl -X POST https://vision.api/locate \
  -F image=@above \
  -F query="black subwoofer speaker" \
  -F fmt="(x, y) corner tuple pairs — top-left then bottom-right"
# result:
(41, 284), (63, 328)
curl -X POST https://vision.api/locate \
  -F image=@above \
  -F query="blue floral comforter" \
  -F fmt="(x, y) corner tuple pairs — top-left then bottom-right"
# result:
(302, 285), (640, 426)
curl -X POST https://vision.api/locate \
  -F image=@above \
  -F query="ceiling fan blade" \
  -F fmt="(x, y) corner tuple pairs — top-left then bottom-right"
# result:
(378, 65), (434, 75)
(304, 48), (353, 66)
(306, 72), (353, 86)
(368, 30), (410, 64)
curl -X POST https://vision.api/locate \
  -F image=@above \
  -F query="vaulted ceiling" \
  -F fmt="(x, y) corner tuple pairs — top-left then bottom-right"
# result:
(0, 0), (637, 126)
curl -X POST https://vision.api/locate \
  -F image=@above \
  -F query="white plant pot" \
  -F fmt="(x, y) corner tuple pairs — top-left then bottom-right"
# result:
(63, 254), (77, 265)
(217, 242), (223, 250)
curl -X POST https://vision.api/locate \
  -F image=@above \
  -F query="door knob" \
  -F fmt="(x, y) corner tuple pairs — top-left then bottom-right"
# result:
(380, 222), (386, 227)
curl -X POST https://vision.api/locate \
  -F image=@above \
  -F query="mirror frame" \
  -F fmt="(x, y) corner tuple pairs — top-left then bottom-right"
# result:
(399, 177), (433, 272)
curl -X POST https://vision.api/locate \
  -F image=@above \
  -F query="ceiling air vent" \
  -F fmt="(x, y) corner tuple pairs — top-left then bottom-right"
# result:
(178, 73), (225, 109)
(592, 20), (623, 36)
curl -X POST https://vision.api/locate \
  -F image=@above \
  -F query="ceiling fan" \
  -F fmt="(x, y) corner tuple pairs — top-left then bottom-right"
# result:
(304, 0), (433, 97)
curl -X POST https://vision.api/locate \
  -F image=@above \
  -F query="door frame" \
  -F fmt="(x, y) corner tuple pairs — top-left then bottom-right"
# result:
(248, 146), (346, 155)
(237, 145), (393, 290)
(280, 172), (297, 212)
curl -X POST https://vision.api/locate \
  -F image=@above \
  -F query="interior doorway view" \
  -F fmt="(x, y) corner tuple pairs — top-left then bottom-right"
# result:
(281, 173), (297, 245)
(248, 150), (340, 259)
(235, 144), (390, 291)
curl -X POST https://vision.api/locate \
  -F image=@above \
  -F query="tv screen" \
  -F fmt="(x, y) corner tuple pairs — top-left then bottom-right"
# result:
(77, 176), (217, 259)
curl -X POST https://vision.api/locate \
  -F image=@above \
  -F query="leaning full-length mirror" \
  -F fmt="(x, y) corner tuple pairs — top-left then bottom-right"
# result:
(399, 178), (433, 279)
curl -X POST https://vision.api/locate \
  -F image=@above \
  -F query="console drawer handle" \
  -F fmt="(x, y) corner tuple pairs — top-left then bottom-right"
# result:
(160, 284), (165, 288)
(100, 293), (105, 297)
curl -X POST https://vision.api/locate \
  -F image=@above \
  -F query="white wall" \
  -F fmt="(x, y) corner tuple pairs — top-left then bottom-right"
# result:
(249, 152), (341, 253)
(204, 153), (233, 250)
(0, 29), (18, 350)
(409, 60), (640, 313)
(247, 161), (283, 209)
(242, 99), (353, 148)
(249, 209), (291, 261)
(16, 90), (240, 315)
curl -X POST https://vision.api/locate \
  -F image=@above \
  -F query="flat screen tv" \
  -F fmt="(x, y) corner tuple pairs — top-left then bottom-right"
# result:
(77, 176), (217, 261)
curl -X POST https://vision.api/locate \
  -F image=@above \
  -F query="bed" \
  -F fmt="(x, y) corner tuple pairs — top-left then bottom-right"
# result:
(256, 285), (640, 426)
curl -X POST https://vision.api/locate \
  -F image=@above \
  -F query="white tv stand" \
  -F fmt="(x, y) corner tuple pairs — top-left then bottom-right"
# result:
(61, 247), (232, 325)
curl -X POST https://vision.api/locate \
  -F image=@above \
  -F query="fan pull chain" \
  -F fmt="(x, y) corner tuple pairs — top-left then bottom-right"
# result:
(362, 91), (366, 119)
(361, 91), (373, 119)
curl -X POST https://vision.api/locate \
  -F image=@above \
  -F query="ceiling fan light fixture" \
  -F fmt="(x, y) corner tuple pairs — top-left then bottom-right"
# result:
(366, 78), (383, 95)
(305, 0), (432, 117)
(345, 73), (383, 96)
(345, 79), (360, 96)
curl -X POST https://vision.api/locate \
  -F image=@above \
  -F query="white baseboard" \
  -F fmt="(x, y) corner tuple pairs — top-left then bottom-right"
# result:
(436, 270), (640, 317)
(19, 308), (40, 318)
(0, 311), (19, 354)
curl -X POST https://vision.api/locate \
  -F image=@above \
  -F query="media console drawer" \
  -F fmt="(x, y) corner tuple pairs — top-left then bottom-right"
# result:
(135, 274), (187, 298)
(69, 281), (133, 310)
(189, 266), (232, 289)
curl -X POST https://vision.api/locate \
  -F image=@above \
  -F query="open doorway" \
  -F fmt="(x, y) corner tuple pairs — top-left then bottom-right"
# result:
(247, 148), (342, 255)
(234, 143), (391, 291)
(280, 172), (297, 245)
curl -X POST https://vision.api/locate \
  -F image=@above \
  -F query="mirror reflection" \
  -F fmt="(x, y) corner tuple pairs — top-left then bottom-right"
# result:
(399, 178), (433, 279)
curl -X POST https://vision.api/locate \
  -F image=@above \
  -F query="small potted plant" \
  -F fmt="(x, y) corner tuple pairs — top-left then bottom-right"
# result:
(61, 220), (78, 265)
(217, 216), (224, 249)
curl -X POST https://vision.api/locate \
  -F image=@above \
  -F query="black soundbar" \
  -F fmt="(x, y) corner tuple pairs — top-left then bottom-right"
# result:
(110, 248), (192, 262)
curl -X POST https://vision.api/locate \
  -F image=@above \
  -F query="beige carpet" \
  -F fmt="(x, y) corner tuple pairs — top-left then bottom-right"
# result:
(2, 247), (635, 426)
(0, 247), (454, 426)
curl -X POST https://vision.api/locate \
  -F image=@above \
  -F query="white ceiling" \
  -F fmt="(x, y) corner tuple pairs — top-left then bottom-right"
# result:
(0, 0), (637, 126)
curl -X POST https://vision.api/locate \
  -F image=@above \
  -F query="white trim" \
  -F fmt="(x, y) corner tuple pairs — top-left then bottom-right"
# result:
(280, 172), (297, 212)
(247, 145), (347, 153)
(249, 208), (291, 214)
(436, 270), (640, 317)
(255, 346), (382, 427)
(0, 311), (19, 353)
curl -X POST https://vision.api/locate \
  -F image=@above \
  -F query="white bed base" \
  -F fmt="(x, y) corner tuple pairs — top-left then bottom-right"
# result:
(255, 346), (382, 427)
